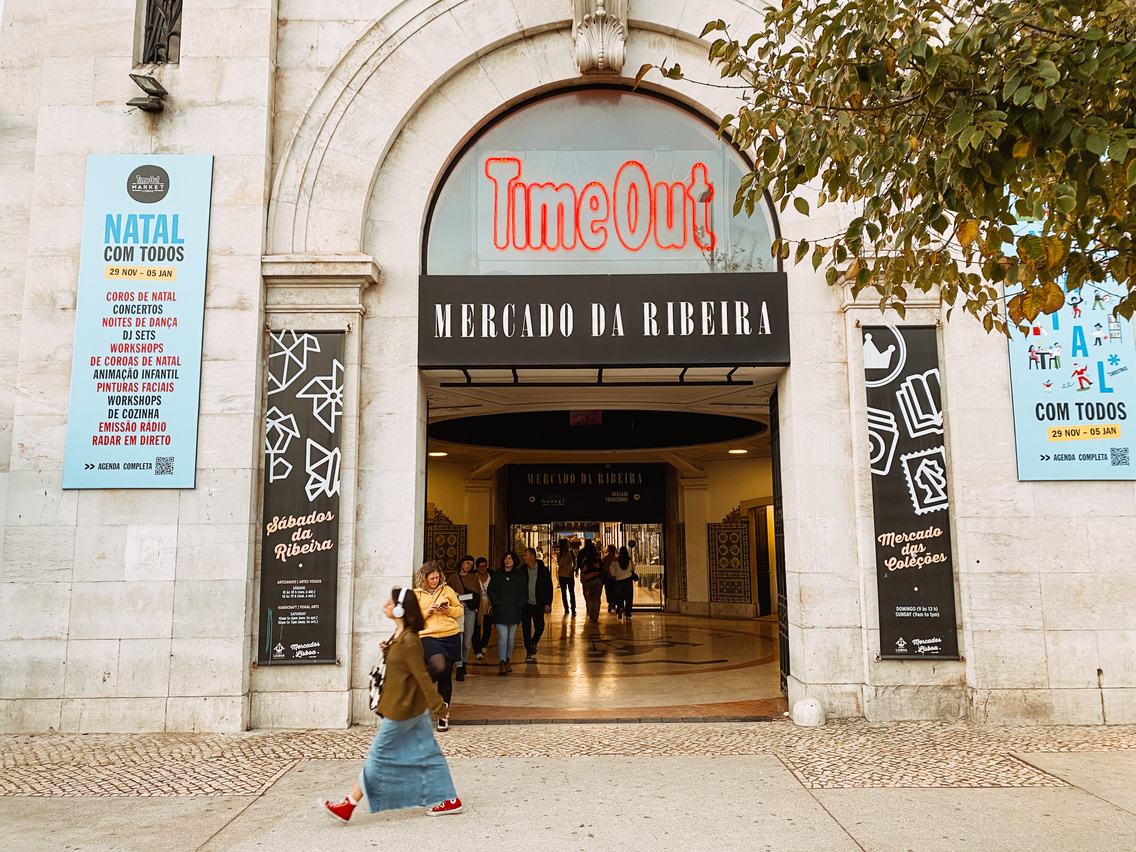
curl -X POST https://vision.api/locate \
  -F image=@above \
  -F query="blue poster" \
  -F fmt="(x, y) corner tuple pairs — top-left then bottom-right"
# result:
(1006, 229), (1136, 480)
(62, 155), (213, 489)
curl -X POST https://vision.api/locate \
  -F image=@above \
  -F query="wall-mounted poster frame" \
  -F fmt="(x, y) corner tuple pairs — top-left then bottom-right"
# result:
(862, 325), (959, 660)
(258, 330), (345, 665)
(63, 154), (213, 489)
(1005, 224), (1136, 481)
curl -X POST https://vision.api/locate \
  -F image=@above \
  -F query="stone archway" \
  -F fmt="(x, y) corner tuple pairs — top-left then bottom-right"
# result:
(265, 0), (761, 258)
(255, 0), (826, 728)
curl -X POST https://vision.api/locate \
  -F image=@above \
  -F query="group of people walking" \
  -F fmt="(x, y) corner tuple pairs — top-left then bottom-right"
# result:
(568, 540), (637, 623)
(320, 539), (636, 826)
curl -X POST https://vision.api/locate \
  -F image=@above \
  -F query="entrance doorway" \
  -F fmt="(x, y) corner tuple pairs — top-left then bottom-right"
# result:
(510, 522), (666, 611)
(415, 87), (789, 720)
(423, 425), (788, 721)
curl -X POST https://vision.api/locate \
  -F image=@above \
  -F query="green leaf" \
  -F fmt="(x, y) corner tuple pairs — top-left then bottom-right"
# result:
(1107, 137), (1130, 162)
(946, 111), (969, 138)
(1036, 59), (1059, 85)
(701, 20), (726, 38)
(1086, 131), (1109, 156)
(793, 196), (810, 216)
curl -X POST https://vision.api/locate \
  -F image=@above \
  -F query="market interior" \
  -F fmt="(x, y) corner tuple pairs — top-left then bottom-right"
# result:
(422, 374), (788, 721)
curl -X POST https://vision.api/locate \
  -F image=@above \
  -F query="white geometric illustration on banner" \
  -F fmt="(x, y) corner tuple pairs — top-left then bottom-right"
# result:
(867, 407), (900, 476)
(305, 438), (341, 501)
(268, 331), (321, 396)
(864, 327), (908, 387)
(896, 369), (944, 438)
(900, 446), (950, 514)
(264, 406), (301, 482)
(296, 359), (344, 433)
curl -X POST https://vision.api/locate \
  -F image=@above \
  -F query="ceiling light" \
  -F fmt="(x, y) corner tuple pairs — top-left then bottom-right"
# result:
(728, 448), (748, 454)
(428, 451), (448, 457)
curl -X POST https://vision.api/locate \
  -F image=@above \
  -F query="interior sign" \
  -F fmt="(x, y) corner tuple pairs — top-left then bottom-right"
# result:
(419, 273), (789, 368)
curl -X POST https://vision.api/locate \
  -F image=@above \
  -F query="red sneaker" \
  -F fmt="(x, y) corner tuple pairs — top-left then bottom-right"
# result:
(426, 797), (463, 816)
(320, 797), (356, 824)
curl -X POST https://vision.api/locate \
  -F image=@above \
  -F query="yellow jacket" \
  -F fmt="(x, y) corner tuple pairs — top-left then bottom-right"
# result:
(413, 583), (464, 638)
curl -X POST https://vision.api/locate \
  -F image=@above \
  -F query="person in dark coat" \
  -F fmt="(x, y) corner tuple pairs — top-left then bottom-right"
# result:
(520, 547), (555, 661)
(487, 551), (527, 675)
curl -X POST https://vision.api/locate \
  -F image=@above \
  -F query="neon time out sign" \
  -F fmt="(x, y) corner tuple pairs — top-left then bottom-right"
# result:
(483, 157), (717, 253)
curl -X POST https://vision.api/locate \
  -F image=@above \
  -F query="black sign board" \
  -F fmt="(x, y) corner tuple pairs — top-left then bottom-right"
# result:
(508, 463), (665, 523)
(863, 326), (959, 660)
(419, 273), (789, 368)
(258, 331), (345, 665)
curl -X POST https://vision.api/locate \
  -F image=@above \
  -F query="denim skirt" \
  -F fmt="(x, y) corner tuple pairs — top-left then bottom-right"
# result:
(421, 632), (463, 663)
(359, 709), (457, 812)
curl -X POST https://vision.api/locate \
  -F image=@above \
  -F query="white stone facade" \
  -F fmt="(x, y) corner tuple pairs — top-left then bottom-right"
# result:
(0, 0), (1132, 732)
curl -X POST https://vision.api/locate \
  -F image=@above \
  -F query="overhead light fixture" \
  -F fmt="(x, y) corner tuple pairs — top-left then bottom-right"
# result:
(428, 451), (448, 457)
(728, 448), (748, 454)
(127, 73), (168, 112)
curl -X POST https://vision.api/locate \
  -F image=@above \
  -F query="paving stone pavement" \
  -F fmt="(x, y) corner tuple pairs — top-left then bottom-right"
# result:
(3, 720), (1136, 797)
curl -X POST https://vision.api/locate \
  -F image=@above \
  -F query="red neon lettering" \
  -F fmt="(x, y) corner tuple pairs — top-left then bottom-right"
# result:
(526, 183), (577, 250)
(485, 158), (522, 250)
(485, 158), (716, 253)
(653, 181), (687, 250)
(511, 181), (527, 250)
(687, 162), (716, 250)
(578, 182), (609, 250)
(613, 161), (652, 251)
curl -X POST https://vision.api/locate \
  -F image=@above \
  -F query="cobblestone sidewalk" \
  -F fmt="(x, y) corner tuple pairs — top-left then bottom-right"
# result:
(3, 720), (1135, 797)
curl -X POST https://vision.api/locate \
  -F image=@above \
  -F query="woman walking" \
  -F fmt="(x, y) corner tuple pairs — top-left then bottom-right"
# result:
(555, 538), (577, 615)
(472, 557), (494, 659)
(320, 586), (462, 823)
(448, 554), (480, 682)
(413, 562), (464, 731)
(609, 545), (635, 621)
(487, 551), (527, 675)
(578, 541), (606, 623)
(602, 544), (619, 613)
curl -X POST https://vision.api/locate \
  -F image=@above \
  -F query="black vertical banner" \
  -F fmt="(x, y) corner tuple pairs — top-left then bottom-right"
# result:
(863, 326), (959, 660)
(258, 331), (345, 664)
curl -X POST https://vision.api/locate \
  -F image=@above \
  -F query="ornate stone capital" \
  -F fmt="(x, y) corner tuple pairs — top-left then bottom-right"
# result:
(261, 253), (380, 318)
(574, 0), (626, 75)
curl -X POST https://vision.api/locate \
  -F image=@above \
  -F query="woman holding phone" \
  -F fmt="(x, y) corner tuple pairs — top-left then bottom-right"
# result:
(413, 561), (464, 731)
(320, 586), (462, 822)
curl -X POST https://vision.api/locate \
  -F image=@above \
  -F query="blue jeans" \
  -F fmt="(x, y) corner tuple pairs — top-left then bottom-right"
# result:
(460, 609), (476, 662)
(495, 622), (518, 663)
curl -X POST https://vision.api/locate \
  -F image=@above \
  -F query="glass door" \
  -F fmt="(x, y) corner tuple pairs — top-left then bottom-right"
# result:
(508, 522), (666, 610)
(620, 523), (665, 610)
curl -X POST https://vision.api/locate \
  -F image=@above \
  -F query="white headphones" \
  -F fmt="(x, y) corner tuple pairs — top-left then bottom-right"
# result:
(392, 587), (408, 619)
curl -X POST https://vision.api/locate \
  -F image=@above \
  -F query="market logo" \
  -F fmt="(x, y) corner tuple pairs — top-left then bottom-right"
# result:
(127, 165), (170, 203)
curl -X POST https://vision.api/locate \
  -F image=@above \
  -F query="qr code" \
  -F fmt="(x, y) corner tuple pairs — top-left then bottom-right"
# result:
(1111, 447), (1130, 467)
(155, 456), (174, 476)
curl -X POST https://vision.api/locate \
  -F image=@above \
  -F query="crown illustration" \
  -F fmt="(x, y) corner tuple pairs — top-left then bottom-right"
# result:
(863, 333), (895, 370)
